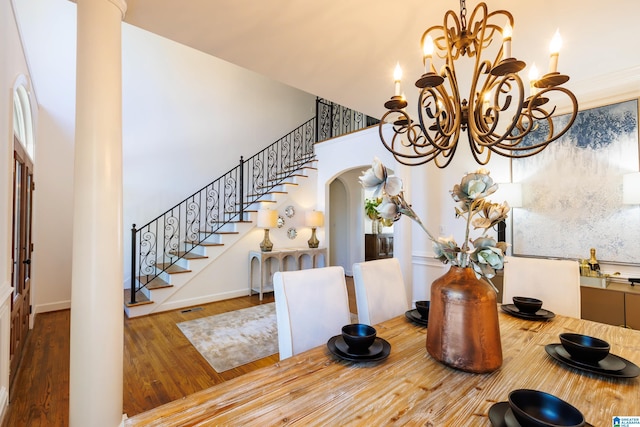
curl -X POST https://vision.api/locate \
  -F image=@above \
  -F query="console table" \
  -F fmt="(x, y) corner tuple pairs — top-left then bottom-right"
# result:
(248, 248), (327, 300)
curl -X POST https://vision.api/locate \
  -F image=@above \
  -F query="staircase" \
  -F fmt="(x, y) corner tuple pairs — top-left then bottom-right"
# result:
(124, 98), (378, 317)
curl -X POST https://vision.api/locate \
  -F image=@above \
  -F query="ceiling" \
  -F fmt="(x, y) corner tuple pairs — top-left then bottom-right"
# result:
(123, 0), (640, 119)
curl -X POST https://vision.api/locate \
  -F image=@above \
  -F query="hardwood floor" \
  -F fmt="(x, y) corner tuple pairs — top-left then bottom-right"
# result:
(2, 276), (357, 426)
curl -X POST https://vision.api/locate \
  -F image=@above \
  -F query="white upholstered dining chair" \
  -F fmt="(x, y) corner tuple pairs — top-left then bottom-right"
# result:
(273, 266), (351, 360)
(502, 255), (581, 318)
(352, 258), (409, 326)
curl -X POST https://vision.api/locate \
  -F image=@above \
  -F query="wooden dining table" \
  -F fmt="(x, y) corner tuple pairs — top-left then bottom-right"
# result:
(125, 308), (640, 426)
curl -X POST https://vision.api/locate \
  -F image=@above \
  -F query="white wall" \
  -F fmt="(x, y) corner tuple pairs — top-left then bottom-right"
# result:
(1, 0), (35, 418)
(13, 0), (317, 313)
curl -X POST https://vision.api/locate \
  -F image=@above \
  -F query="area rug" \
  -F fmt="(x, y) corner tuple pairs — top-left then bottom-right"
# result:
(177, 303), (278, 373)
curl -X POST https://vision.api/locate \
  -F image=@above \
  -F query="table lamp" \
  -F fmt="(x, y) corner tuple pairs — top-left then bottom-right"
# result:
(305, 210), (324, 248)
(257, 209), (278, 252)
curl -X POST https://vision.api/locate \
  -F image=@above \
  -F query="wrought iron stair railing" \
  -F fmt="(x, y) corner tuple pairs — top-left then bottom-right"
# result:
(129, 98), (379, 305)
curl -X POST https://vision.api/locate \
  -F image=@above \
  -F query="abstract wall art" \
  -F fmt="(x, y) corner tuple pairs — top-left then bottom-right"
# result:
(512, 98), (639, 264)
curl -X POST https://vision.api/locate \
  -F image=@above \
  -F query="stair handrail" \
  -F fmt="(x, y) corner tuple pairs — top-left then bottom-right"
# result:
(129, 98), (378, 304)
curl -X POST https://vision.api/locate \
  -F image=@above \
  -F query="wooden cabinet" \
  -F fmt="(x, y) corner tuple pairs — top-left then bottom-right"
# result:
(580, 287), (625, 327)
(626, 293), (640, 330)
(580, 283), (640, 329)
(364, 233), (393, 261)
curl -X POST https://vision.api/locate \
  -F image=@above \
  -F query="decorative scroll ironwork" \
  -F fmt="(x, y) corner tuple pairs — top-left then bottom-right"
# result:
(129, 99), (378, 304)
(206, 186), (220, 228)
(316, 98), (380, 142)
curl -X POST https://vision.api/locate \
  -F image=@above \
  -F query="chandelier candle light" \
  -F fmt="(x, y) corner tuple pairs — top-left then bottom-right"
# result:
(380, 1), (578, 168)
(305, 210), (324, 248)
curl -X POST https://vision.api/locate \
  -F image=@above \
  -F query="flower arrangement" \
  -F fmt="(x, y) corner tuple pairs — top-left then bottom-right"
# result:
(359, 158), (510, 288)
(364, 197), (393, 226)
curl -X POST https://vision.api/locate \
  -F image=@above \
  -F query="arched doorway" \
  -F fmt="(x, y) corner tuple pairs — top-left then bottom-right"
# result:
(327, 167), (369, 276)
(329, 178), (348, 270)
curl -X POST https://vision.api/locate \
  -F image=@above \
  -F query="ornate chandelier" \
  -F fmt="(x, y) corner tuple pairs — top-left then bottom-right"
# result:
(379, 0), (578, 168)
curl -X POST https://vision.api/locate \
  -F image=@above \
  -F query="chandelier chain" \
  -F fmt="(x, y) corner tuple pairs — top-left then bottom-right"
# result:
(459, 0), (467, 30)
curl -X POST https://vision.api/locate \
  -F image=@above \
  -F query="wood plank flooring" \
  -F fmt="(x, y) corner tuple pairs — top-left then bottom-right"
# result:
(2, 276), (357, 426)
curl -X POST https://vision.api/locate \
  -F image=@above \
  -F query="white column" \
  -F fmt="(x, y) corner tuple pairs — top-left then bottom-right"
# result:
(70, 0), (127, 426)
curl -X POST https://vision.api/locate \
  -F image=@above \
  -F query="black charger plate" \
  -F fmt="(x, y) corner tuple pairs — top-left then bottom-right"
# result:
(545, 344), (640, 378)
(501, 304), (555, 320)
(489, 402), (594, 427)
(405, 309), (428, 326)
(327, 336), (391, 362)
(488, 402), (519, 427)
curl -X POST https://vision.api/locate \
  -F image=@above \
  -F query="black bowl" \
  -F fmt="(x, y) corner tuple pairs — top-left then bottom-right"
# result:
(415, 301), (430, 319)
(559, 333), (610, 363)
(509, 389), (585, 427)
(341, 324), (376, 353)
(513, 296), (543, 314)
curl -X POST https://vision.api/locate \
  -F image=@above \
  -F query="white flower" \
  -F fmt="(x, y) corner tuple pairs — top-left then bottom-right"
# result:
(359, 157), (403, 197)
(376, 196), (400, 220)
(384, 175), (403, 196)
(359, 157), (387, 196)
(472, 202), (510, 229)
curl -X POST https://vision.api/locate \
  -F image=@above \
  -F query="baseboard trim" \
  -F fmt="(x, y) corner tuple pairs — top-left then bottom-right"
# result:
(34, 300), (71, 314)
(158, 289), (252, 314)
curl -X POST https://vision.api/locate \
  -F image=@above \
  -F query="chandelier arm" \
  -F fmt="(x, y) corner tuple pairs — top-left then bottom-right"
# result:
(467, 134), (492, 165)
(464, 6), (516, 143)
(489, 88), (578, 158)
(417, 86), (460, 149)
(485, 8), (514, 40)
(378, 112), (445, 166)
(491, 102), (555, 147)
(465, 2), (488, 58)
(468, 60), (499, 137)
(434, 153), (458, 168)
(441, 11), (463, 60)
(433, 136), (460, 168)
(423, 25), (450, 62)
(468, 74), (526, 149)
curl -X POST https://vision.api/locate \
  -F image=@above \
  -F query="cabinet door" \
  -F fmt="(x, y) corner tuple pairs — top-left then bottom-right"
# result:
(580, 287), (625, 327)
(378, 235), (393, 258)
(625, 293), (640, 330)
(364, 234), (376, 261)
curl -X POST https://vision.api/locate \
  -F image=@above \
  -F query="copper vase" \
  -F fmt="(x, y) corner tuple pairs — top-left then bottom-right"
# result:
(426, 266), (502, 373)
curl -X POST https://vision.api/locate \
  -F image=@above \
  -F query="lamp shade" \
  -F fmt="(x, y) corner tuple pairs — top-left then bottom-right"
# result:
(623, 172), (640, 205)
(257, 209), (278, 228)
(305, 210), (324, 227)
(494, 183), (523, 208)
